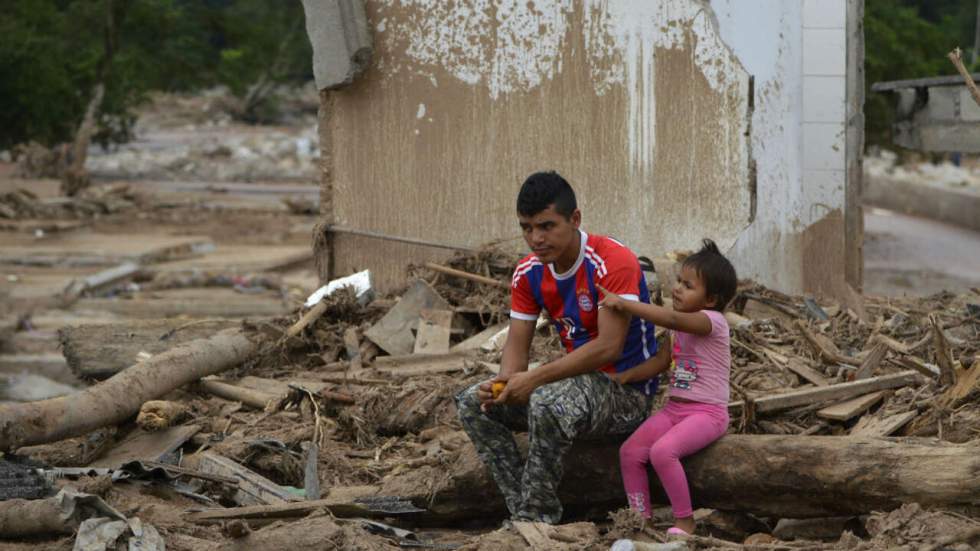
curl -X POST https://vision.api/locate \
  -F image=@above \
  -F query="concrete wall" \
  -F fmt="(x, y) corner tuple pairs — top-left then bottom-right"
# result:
(312, 0), (861, 297)
(713, 0), (858, 298)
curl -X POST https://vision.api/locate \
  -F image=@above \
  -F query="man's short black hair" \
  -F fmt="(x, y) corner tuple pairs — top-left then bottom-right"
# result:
(683, 239), (737, 312)
(517, 171), (577, 218)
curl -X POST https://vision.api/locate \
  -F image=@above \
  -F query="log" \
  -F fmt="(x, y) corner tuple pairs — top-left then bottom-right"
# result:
(382, 434), (980, 520)
(0, 329), (256, 451)
(59, 319), (240, 379)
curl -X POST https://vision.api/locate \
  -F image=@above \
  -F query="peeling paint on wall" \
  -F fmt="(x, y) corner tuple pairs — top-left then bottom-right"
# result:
(377, 0), (573, 97)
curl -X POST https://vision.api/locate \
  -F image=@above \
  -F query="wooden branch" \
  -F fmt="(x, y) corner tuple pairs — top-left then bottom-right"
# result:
(424, 262), (507, 288)
(199, 379), (277, 410)
(949, 47), (980, 107)
(284, 301), (329, 340)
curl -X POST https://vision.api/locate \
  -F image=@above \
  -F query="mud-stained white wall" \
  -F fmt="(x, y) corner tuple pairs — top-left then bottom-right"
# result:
(317, 0), (856, 296)
(713, 0), (853, 298)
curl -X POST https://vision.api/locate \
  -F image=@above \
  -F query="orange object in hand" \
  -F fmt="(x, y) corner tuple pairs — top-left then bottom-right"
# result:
(491, 381), (507, 399)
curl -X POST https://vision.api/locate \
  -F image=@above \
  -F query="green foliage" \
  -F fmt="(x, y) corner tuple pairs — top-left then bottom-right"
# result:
(865, 0), (980, 147)
(0, 0), (311, 150)
(214, 0), (311, 122)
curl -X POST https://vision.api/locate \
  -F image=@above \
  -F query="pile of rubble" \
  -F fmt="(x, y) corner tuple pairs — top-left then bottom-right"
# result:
(0, 250), (977, 550)
(0, 184), (142, 222)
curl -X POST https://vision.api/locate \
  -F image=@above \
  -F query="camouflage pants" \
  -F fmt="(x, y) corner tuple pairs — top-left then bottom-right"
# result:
(455, 371), (654, 524)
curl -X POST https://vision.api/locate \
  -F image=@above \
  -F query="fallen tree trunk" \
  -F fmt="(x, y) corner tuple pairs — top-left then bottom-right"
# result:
(382, 434), (980, 520)
(0, 330), (256, 451)
(59, 319), (240, 379)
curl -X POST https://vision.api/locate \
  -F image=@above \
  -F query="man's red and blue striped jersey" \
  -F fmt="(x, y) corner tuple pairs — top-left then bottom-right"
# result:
(510, 230), (659, 395)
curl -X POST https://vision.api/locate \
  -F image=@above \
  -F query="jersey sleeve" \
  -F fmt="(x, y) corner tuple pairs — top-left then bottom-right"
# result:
(510, 269), (541, 320)
(598, 249), (643, 301)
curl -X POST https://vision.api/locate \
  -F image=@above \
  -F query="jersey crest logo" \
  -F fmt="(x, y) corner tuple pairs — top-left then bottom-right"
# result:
(577, 292), (594, 312)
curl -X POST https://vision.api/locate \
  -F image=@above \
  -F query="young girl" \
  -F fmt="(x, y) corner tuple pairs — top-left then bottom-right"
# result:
(598, 239), (737, 537)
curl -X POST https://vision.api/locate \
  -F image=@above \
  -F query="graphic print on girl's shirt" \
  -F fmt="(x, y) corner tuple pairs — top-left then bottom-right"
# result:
(670, 339), (699, 390)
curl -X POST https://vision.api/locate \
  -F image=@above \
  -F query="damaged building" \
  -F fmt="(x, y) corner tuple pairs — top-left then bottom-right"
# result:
(307, 0), (864, 302)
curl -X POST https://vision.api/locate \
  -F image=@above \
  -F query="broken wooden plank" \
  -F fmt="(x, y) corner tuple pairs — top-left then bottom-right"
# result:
(853, 342), (888, 380)
(194, 451), (299, 506)
(942, 360), (980, 407)
(365, 280), (450, 355)
(816, 391), (886, 422)
(895, 356), (942, 379)
(60, 263), (141, 306)
(88, 425), (200, 468)
(794, 320), (861, 366)
(413, 308), (453, 355)
(850, 411), (917, 437)
(372, 352), (471, 377)
(729, 371), (920, 414)
(782, 358), (829, 386)
(451, 322), (508, 352)
(302, 442), (320, 501)
(183, 486), (425, 524)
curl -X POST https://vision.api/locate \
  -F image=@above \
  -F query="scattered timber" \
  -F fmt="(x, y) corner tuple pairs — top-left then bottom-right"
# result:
(0, 329), (256, 451)
(728, 371), (921, 414)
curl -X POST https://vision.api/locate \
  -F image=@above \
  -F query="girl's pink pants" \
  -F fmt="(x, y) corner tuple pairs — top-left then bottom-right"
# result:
(619, 399), (729, 519)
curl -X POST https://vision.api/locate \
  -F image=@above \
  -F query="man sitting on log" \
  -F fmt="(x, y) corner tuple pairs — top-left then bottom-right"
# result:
(455, 171), (660, 524)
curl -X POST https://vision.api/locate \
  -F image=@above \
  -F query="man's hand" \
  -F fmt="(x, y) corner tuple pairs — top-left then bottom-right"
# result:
(494, 370), (538, 406)
(477, 373), (511, 412)
(597, 284), (628, 312)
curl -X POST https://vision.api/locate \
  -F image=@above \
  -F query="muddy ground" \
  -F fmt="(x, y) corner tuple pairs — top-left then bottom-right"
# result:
(0, 93), (978, 550)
